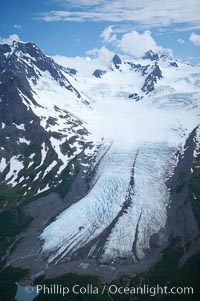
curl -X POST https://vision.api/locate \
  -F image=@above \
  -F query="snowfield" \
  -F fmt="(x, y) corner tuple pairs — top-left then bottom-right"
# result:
(40, 55), (200, 263)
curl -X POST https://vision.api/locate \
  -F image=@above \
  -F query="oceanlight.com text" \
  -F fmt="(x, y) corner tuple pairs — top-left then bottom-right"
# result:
(25, 283), (194, 297)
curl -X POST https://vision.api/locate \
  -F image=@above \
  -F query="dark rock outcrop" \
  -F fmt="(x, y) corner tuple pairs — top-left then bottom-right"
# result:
(93, 69), (106, 78)
(142, 64), (162, 94)
(143, 50), (159, 61)
(112, 54), (122, 69)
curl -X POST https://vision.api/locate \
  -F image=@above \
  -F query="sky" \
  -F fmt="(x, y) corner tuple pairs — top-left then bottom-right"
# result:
(0, 0), (200, 65)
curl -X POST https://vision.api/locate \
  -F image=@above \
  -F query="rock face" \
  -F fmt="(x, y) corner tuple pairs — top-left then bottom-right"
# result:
(0, 41), (96, 210)
(0, 41), (200, 274)
(128, 93), (142, 101)
(143, 50), (159, 61)
(141, 64), (162, 93)
(169, 61), (178, 67)
(93, 69), (106, 78)
(112, 54), (122, 69)
(166, 127), (200, 262)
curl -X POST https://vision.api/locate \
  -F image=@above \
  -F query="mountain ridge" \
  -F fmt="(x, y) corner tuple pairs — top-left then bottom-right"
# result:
(0, 39), (199, 277)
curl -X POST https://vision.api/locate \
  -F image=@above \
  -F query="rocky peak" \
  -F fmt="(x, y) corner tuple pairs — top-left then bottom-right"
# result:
(112, 54), (122, 69)
(0, 41), (61, 82)
(93, 69), (106, 78)
(0, 40), (83, 100)
(143, 50), (159, 61)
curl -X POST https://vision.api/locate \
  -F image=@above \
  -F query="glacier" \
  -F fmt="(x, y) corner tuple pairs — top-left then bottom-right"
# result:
(40, 56), (200, 264)
(41, 141), (175, 264)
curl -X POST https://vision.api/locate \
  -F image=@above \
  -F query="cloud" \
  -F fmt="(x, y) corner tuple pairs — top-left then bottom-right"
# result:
(86, 46), (115, 64)
(53, 46), (114, 77)
(189, 32), (200, 46)
(99, 28), (173, 57)
(14, 24), (22, 30)
(39, 0), (200, 30)
(54, 0), (103, 8)
(0, 34), (20, 45)
(177, 38), (185, 44)
(100, 26), (117, 43)
(118, 30), (159, 57)
(175, 24), (200, 32)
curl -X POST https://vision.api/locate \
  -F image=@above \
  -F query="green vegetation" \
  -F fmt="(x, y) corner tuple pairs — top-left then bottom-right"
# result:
(0, 184), (24, 211)
(111, 243), (200, 301)
(0, 141), (82, 211)
(0, 144), (61, 211)
(1, 248), (199, 301)
(0, 142), (82, 262)
(189, 153), (200, 228)
(0, 208), (32, 257)
(0, 267), (28, 301)
(32, 244), (200, 301)
(0, 141), (199, 301)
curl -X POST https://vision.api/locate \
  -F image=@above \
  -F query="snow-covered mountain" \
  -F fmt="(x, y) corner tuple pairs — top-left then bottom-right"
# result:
(0, 41), (200, 269)
(0, 41), (98, 209)
(41, 49), (200, 265)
